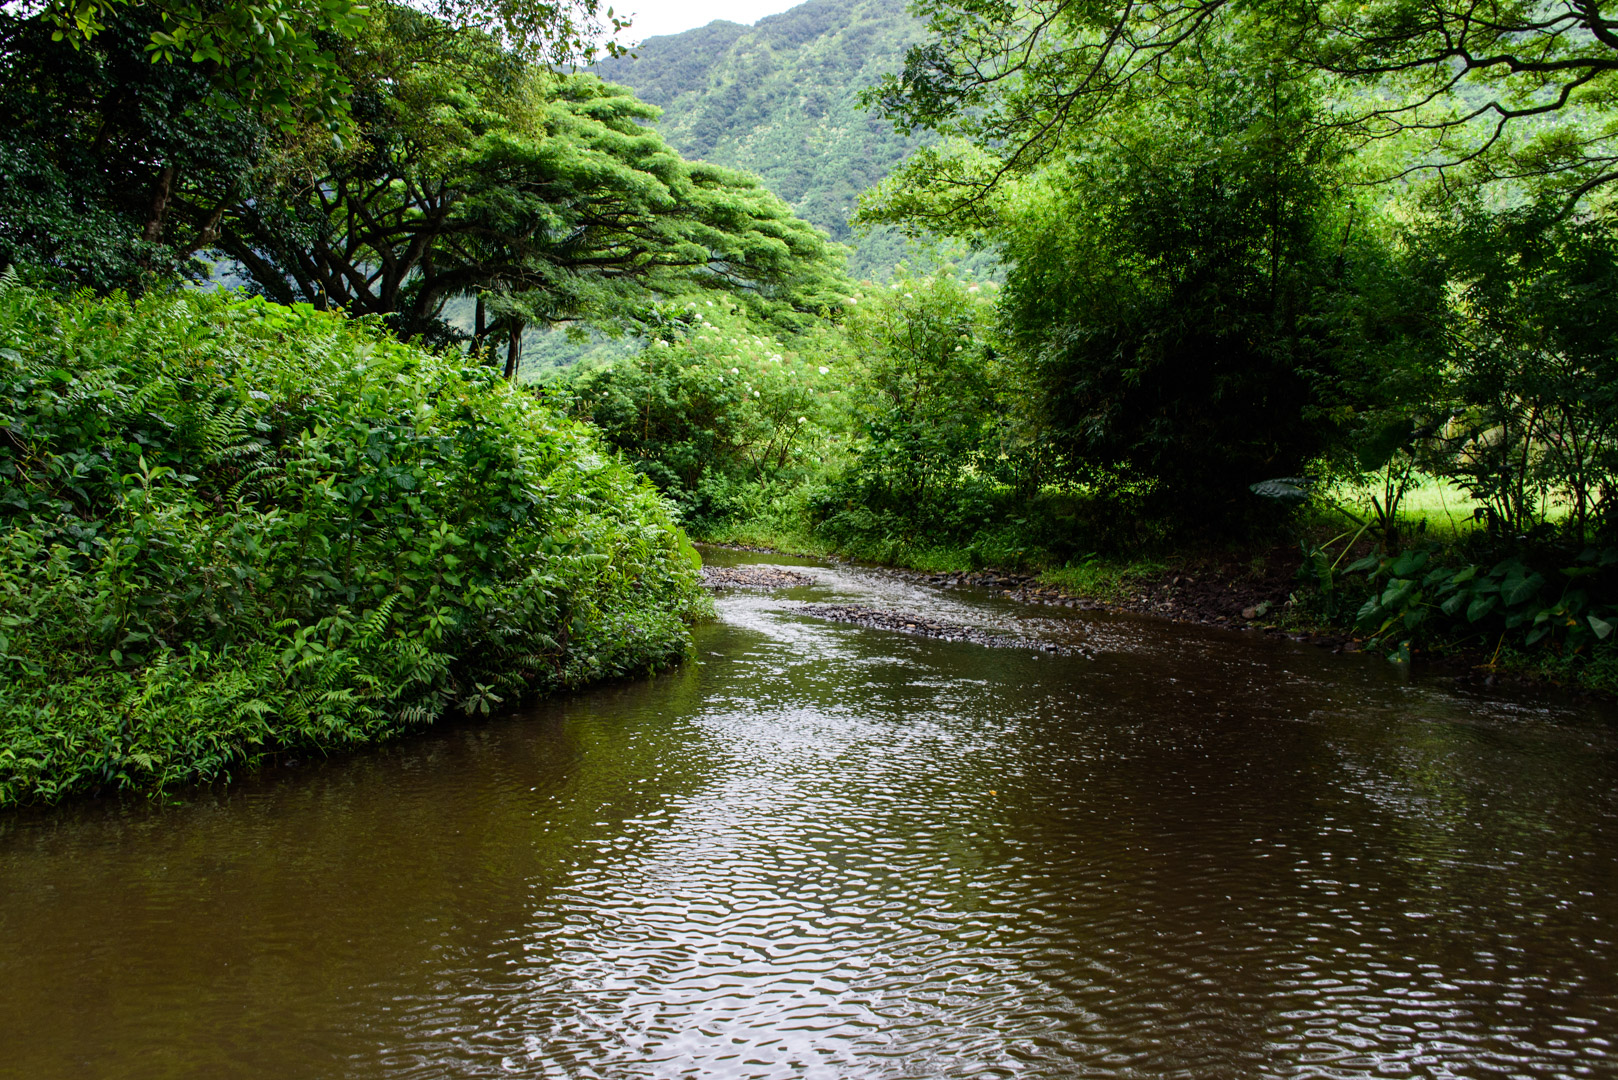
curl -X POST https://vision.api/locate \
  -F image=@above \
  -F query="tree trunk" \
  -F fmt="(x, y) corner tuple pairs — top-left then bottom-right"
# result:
(504, 319), (525, 380)
(472, 293), (485, 361)
(142, 165), (177, 246)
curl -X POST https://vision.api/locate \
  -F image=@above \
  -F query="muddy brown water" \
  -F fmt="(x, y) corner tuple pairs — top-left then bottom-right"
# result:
(3, 550), (1618, 1079)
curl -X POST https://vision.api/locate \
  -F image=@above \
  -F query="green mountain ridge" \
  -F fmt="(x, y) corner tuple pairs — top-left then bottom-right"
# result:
(594, 0), (932, 280)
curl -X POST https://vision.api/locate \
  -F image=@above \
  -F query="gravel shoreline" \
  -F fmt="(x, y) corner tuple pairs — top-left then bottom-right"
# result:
(793, 603), (1093, 657)
(700, 565), (816, 589)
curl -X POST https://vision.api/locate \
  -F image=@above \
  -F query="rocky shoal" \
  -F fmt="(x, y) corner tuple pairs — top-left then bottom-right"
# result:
(701, 565), (816, 589)
(794, 602), (1092, 658)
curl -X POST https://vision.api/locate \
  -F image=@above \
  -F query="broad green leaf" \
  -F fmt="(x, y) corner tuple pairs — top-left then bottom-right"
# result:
(1501, 572), (1545, 607)
(1389, 550), (1428, 578)
(1466, 595), (1498, 623)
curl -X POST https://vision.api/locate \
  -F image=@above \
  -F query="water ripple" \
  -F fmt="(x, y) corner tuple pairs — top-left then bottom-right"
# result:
(2, 555), (1616, 1078)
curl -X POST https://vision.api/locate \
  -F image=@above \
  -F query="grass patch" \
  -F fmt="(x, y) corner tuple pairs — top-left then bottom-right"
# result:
(1039, 556), (1170, 601)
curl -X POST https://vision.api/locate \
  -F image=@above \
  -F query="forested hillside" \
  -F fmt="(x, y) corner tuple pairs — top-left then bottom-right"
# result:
(595, 0), (934, 279)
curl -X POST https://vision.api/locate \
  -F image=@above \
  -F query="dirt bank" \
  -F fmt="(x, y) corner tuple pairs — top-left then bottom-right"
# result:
(893, 546), (1356, 649)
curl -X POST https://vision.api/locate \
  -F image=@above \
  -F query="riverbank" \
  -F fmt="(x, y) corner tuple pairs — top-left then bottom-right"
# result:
(697, 533), (1332, 635)
(695, 531), (1618, 699)
(0, 288), (707, 809)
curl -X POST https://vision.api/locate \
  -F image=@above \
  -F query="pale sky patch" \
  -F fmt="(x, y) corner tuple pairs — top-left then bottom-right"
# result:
(620, 0), (806, 42)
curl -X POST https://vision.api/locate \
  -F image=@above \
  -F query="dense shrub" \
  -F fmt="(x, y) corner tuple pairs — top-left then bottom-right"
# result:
(0, 284), (706, 806)
(549, 301), (843, 531)
(819, 276), (998, 526)
(1422, 212), (1618, 543)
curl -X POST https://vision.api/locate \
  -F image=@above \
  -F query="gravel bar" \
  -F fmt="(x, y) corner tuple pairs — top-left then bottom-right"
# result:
(794, 603), (1092, 657)
(702, 565), (816, 589)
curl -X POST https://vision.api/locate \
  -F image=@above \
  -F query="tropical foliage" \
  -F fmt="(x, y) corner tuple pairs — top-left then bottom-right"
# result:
(9, 0), (1618, 813)
(865, 0), (1618, 212)
(34, 0), (627, 133)
(0, 283), (705, 806)
(220, 8), (850, 360)
(0, 3), (850, 372)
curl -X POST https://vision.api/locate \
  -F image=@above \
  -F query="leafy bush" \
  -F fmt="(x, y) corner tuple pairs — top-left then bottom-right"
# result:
(548, 301), (845, 531)
(1338, 544), (1618, 662)
(556, 278), (1124, 567)
(0, 283), (706, 806)
(825, 276), (998, 518)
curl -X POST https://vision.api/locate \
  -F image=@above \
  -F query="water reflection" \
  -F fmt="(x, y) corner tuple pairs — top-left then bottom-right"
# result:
(2, 554), (1616, 1078)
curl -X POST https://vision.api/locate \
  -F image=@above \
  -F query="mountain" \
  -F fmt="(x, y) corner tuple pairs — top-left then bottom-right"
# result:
(594, 0), (931, 280)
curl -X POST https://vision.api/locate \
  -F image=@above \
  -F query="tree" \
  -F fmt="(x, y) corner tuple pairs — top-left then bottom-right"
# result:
(1425, 210), (1618, 541)
(863, 0), (1618, 214)
(28, 0), (628, 135)
(0, 9), (266, 289)
(987, 62), (1384, 525)
(0, 0), (636, 289)
(214, 9), (849, 373)
(0, 4), (850, 370)
(837, 273), (998, 514)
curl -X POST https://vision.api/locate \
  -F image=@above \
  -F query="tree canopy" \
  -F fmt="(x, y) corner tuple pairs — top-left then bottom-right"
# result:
(863, 0), (1618, 213)
(990, 59), (1372, 517)
(27, 0), (629, 133)
(0, 3), (851, 373)
(222, 10), (848, 359)
(0, 8), (262, 289)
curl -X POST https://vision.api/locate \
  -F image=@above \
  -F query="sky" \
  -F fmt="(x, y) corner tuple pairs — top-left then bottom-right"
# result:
(620, 0), (805, 42)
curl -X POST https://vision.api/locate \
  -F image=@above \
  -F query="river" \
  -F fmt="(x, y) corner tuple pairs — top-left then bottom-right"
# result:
(3, 550), (1616, 1078)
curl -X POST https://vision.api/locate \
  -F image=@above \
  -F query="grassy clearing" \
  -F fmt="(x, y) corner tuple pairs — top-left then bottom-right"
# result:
(1316, 477), (1485, 541)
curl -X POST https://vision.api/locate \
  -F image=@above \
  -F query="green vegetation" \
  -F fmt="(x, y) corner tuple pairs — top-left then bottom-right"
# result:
(865, 0), (1618, 215)
(850, 0), (1618, 677)
(551, 14), (1618, 680)
(552, 273), (1160, 568)
(216, 7), (849, 360)
(2, 0), (861, 806)
(594, 0), (990, 280)
(7, 0), (1618, 816)
(545, 298), (845, 531)
(36, 0), (628, 133)
(7, 0), (632, 284)
(0, 283), (706, 806)
(0, 3), (851, 373)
